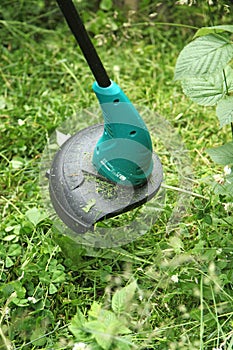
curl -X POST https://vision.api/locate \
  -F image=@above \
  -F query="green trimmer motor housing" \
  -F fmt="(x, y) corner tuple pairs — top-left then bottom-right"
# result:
(48, 0), (163, 233)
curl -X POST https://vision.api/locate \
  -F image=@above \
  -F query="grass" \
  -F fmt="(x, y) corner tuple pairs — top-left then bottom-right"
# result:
(1, 1), (233, 349)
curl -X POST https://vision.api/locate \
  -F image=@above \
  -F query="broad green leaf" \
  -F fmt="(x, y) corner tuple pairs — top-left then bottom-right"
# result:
(114, 339), (132, 350)
(85, 321), (112, 350)
(12, 297), (29, 306)
(99, 309), (118, 324)
(25, 207), (47, 226)
(95, 332), (112, 350)
(30, 327), (47, 347)
(3, 234), (17, 241)
(69, 310), (90, 342)
(0, 96), (6, 109)
(53, 233), (86, 269)
(39, 271), (51, 284)
(112, 280), (137, 314)
(5, 256), (14, 268)
(181, 74), (224, 106)
(69, 308), (86, 337)
(88, 301), (102, 320)
(100, 311), (131, 334)
(100, 0), (112, 11)
(13, 281), (26, 298)
(49, 283), (58, 294)
(216, 96), (233, 127)
(224, 64), (233, 91)
(10, 157), (24, 169)
(181, 65), (233, 106)
(174, 34), (233, 80)
(207, 142), (233, 165)
(115, 324), (132, 335)
(51, 269), (66, 283)
(85, 314), (131, 349)
(169, 236), (184, 254)
(194, 25), (233, 38)
(8, 243), (21, 257)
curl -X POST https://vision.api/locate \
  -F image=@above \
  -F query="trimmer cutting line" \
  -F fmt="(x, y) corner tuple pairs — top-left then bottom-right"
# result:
(47, 0), (163, 234)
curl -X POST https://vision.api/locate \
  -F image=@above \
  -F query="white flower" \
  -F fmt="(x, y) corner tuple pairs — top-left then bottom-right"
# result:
(224, 165), (231, 176)
(176, 0), (189, 4)
(113, 65), (120, 73)
(28, 297), (37, 304)
(72, 343), (91, 350)
(5, 307), (10, 315)
(223, 202), (233, 212)
(213, 174), (224, 184)
(171, 274), (179, 283)
(18, 119), (25, 126)
(176, 0), (196, 5)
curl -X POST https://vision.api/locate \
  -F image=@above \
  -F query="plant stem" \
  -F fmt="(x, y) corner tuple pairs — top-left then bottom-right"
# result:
(223, 69), (228, 95)
(222, 69), (233, 140)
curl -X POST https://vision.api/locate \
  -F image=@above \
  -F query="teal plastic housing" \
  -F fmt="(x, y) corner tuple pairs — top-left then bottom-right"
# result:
(92, 81), (153, 187)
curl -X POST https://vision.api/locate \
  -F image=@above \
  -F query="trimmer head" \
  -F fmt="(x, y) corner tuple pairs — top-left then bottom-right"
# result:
(48, 124), (163, 234)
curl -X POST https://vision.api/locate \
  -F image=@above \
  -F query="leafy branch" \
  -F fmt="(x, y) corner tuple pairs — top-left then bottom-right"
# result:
(174, 25), (233, 198)
(69, 281), (138, 350)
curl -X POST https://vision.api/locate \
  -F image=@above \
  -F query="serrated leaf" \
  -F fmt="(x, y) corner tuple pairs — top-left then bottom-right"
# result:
(112, 281), (137, 314)
(106, 318), (131, 337)
(174, 34), (233, 80)
(207, 142), (233, 165)
(30, 327), (47, 347)
(216, 96), (233, 127)
(194, 25), (233, 38)
(181, 65), (233, 106)
(85, 321), (112, 350)
(88, 301), (102, 320)
(224, 64), (233, 91)
(68, 308), (91, 342)
(181, 73), (224, 106)
(116, 324), (132, 335)
(114, 339), (132, 350)
(69, 308), (86, 337)
(100, 309), (117, 323)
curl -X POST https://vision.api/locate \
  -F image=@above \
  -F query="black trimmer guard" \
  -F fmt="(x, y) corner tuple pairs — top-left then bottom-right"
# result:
(48, 124), (163, 234)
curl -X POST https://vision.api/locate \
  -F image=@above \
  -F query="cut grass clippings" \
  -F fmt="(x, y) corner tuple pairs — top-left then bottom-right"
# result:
(1, 1), (233, 349)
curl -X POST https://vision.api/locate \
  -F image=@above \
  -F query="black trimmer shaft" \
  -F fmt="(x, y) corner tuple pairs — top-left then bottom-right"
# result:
(56, 0), (111, 88)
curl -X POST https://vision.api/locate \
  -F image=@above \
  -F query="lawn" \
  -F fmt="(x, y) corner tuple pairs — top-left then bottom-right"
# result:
(0, 1), (233, 349)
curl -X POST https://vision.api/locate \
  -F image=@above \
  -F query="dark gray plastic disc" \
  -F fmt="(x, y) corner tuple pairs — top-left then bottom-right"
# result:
(48, 124), (163, 234)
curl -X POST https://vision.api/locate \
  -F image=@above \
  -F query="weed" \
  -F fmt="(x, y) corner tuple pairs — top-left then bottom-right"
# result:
(1, 1), (233, 349)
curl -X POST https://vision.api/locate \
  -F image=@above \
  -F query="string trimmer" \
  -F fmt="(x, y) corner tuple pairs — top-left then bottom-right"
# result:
(47, 0), (163, 235)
